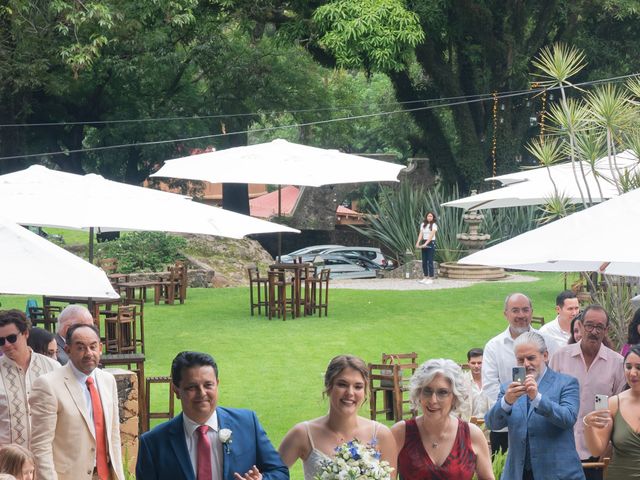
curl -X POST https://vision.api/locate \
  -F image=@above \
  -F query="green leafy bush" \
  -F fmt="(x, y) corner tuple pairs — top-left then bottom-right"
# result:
(97, 232), (187, 273)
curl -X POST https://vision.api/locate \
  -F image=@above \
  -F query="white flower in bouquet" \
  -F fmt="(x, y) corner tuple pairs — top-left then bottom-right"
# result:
(314, 439), (393, 480)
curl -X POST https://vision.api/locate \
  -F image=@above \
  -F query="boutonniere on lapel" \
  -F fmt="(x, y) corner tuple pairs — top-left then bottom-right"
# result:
(219, 428), (232, 454)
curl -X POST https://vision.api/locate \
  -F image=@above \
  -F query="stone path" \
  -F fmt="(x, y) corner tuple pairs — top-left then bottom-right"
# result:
(330, 274), (538, 290)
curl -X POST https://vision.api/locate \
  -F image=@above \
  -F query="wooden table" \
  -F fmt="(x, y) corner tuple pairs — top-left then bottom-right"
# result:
(43, 295), (122, 330)
(118, 280), (160, 303)
(100, 353), (146, 432)
(269, 263), (311, 318)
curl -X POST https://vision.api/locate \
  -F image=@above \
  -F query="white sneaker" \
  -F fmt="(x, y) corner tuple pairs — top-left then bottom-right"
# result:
(424, 278), (433, 284)
(417, 279), (426, 284)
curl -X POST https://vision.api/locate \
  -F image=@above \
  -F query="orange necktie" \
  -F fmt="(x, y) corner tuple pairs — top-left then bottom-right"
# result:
(86, 376), (109, 480)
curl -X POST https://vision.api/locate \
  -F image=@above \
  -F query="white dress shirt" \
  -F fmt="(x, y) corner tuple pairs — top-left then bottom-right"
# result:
(539, 317), (570, 356)
(482, 326), (543, 432)
(183, 412), (223, 480)
(68, 362), (100, 436)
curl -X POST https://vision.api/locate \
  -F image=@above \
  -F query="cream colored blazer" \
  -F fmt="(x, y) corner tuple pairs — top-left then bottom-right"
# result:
(29, 363), (125, 480)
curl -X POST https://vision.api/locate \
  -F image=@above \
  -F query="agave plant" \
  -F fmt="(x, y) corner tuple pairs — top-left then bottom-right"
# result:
(481, 206), (539, 246)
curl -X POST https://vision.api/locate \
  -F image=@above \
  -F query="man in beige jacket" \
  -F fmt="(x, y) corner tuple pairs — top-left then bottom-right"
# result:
(30, 324), (125, 480)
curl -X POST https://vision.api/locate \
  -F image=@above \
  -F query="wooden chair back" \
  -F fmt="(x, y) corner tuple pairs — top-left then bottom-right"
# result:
(531, 315), (545, 328)
(28, 305), (61, 332)
(104, 305), (137, 354)
(582, 457), (609, 476)
(99, 257), (118, 274)
(305, 268), (330, 317)
(247, 266), (269, 316)
(144, 376), (175, 433)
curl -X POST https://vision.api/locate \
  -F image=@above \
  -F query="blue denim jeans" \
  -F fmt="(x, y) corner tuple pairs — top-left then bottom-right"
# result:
(421, 243), (435, 277)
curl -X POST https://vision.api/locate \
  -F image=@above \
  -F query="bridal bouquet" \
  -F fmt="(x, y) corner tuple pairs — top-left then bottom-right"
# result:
(314, 439), (393, 480)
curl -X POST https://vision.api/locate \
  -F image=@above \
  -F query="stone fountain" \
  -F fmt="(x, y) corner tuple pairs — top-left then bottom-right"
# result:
(439, 210), (506, 280)
(457, 211), (491, 254)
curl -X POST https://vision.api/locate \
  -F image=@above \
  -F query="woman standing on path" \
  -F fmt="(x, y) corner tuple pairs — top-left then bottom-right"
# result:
(416, 211), (438, 284)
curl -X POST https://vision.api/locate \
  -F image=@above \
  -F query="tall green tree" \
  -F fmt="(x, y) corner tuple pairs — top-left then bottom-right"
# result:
(275, 0), (640, 189)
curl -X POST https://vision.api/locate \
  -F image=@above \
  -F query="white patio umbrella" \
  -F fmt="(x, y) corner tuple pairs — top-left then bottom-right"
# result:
(458, 186), (640, 276)
(443, 150), (639, 210)
(0, 165), (299, 261)
(0, 218), (118, 298)
(150, 138), (404, 257)
(150, 138), (405, 186)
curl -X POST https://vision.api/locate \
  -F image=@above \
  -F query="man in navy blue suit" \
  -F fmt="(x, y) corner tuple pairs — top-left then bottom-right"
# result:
(136, 351), (289, 480)
(485, 332), (584, 480)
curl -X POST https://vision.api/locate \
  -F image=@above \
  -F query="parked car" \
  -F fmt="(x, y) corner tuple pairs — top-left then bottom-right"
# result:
(311, 254), (378, 279)
(279, 244), (344, 263)
(321, 246), (395, 269)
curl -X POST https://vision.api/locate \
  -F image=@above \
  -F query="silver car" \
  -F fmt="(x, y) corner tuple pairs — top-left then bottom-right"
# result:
(310, 254), (377, 279)
(321, 246), (394, 269)
(279, 244), (344, 263)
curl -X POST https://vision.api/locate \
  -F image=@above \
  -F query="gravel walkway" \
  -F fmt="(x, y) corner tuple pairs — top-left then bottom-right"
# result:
(330, 274), (538, 290)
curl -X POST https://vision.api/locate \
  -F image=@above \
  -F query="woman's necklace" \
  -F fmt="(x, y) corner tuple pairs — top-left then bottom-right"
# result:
(422, 416), (449, 449)
(327, 420), (359, 445)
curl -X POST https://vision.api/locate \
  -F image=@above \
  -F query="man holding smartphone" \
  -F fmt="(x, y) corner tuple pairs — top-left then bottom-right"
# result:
(485, 332), (584, 480)
(549, 305), (625, 480)
(482, 292), (536, 455)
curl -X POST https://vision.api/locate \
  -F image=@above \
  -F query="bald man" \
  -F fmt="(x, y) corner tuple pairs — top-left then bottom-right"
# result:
(55, 305), (94, 365)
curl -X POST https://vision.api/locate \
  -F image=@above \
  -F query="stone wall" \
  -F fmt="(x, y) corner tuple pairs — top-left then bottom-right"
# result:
(124, 268), (214, 288)
(109, 369), (139, 476)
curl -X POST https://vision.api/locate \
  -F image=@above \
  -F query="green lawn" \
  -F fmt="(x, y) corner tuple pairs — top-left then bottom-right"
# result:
(0, 272), (567, 476)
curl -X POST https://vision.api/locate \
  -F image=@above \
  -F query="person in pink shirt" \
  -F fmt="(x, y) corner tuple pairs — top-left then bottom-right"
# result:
(549, 305), (626, 480)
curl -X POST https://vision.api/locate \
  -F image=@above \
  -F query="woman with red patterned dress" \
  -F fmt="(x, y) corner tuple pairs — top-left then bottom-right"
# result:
(391, 359), (493, 480)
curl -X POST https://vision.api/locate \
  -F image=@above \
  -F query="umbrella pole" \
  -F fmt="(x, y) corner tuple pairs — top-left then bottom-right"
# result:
(89, 227), (95, 264)
(277, 185), (282, 262)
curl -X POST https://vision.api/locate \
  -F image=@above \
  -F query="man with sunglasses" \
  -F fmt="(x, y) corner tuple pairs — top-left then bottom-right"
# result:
(0, 309), (59, 447)
(550, 304), (625, 480)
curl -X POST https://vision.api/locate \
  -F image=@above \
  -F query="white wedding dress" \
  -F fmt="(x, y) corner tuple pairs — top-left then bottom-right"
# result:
(301, 421), (380, 480)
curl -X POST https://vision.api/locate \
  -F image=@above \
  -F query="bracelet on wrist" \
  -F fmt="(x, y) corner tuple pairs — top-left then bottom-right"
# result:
(582, 416), (591, 428)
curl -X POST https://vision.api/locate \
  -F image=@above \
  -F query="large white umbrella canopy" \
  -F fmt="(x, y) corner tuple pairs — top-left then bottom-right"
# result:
(150, 138), (405, 186)
(443, 150), (639, 210)
(0, 165), (299, 239)
(458, 186), (640, 276)
(0, 218), (118, 298)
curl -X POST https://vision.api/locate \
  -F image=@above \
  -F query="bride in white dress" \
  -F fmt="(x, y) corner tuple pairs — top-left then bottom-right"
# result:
(278, 355), (397, 479)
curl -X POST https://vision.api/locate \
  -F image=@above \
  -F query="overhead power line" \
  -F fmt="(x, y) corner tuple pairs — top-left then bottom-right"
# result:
(0, 72), (638, 161)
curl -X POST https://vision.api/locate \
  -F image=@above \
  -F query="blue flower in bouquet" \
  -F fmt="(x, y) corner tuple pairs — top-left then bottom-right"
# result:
(315, 438), (393, 480)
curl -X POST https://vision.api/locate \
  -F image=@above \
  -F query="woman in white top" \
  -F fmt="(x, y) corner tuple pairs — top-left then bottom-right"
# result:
(415, 211), (438, 284)
(278, 355), (397, 479)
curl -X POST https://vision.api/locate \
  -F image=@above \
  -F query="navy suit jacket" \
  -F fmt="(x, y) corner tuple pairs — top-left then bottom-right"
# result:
(136, 407), (289, 480)
(484, 367), (585, 480)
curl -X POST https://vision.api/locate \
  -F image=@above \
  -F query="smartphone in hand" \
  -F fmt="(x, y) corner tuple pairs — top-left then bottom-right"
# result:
(512, 366), (526, 383)
(595, 394), (609, 410)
